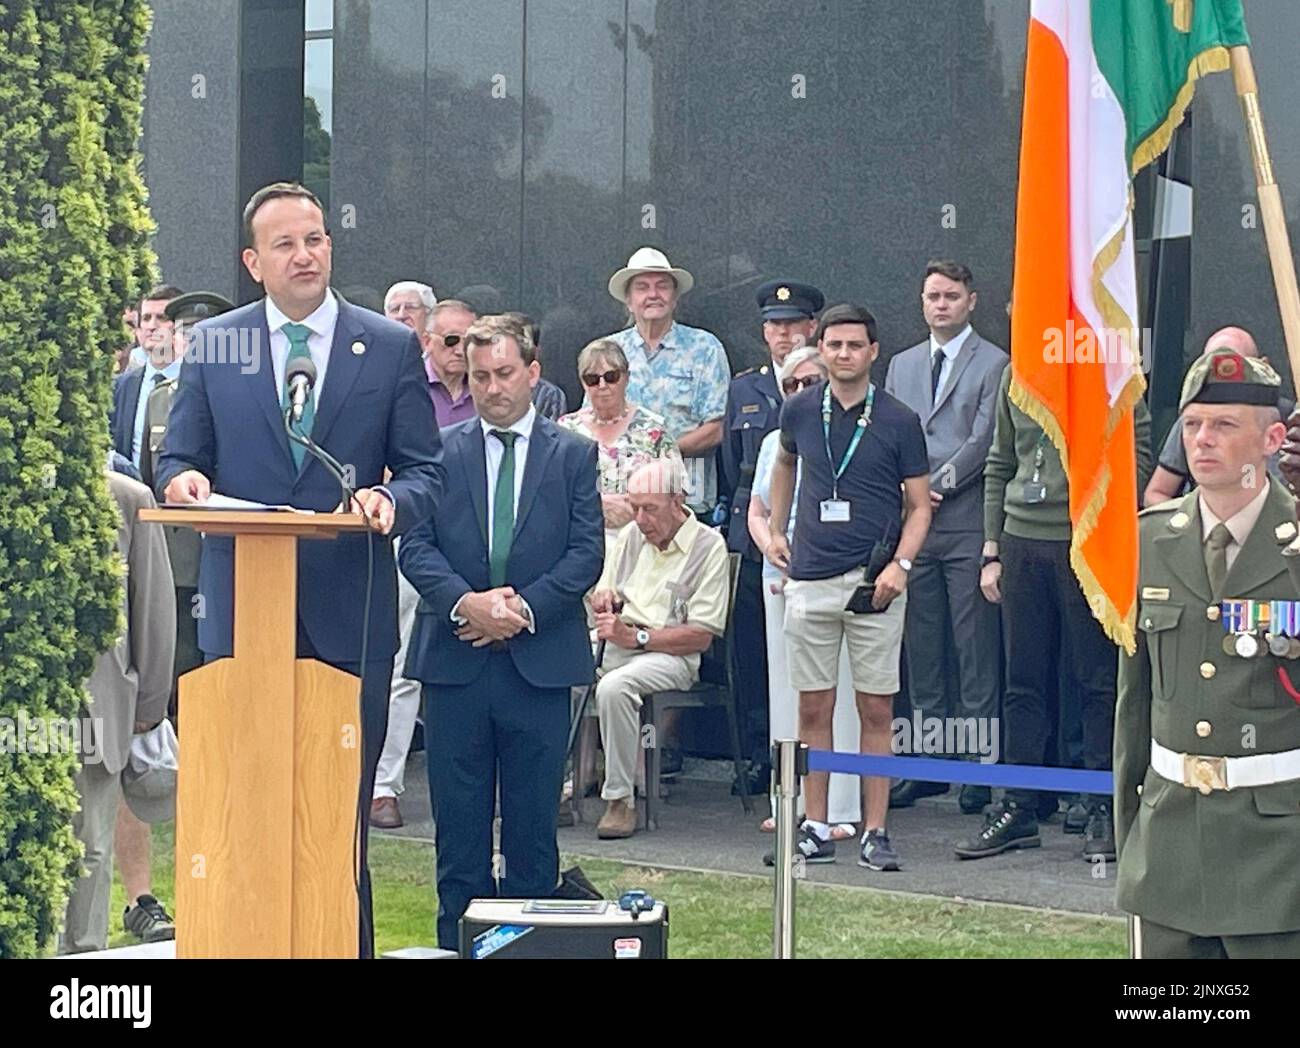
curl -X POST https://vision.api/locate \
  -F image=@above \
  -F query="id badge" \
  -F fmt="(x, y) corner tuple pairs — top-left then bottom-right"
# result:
(1022, 482), (1048, 505)
(820, 499), (851, 523)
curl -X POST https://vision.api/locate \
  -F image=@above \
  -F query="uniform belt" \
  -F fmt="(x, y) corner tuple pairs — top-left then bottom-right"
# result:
(1150, 739), (1300, 794)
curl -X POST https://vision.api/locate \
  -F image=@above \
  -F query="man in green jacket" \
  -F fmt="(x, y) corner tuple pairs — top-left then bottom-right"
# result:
(1116, 346), (1300, 959)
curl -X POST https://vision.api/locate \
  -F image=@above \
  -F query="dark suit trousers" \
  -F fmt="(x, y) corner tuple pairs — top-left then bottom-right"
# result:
(904, 529), (1001, 745)
(734, 556), (771, 764)
(999, 534), (1115, 810)
(425, 651), (569, 950)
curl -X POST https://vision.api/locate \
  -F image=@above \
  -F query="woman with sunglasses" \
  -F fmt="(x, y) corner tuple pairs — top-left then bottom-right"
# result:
(748, 346), (861, 839)
(559, 338), (683, 548)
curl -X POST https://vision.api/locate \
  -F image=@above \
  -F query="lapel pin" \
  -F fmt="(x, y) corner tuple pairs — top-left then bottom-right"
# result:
(1276, 521), (1297, 543)
(1169, 512), (1189, 530)
(351, 340), (366, 355)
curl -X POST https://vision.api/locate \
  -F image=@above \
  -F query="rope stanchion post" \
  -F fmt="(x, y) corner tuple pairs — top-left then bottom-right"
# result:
(772, 738), (807, 960)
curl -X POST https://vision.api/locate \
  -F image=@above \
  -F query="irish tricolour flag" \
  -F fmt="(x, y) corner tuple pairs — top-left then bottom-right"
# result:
(1011, 0), (1248, 652)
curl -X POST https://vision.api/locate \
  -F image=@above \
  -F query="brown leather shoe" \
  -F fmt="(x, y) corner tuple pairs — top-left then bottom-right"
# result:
(596, 799), (637, 839)
(370, 796), (402, 829)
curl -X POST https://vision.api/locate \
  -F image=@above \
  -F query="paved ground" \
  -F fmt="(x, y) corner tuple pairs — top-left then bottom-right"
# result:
(383, 751), (1121, 917)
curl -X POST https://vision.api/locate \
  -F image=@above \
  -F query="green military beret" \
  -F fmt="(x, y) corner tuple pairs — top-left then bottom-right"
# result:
(165, 291), (234, 325)
(1178, 345), (1281, 412)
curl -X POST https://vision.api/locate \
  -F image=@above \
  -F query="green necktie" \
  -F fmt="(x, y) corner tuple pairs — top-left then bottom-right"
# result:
(1205, 522), (1233, 599)
(281, 322), (315, 470)
(490, 430), (517, 587)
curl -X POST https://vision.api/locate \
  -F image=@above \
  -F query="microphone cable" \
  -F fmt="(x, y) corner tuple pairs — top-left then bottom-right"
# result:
(284, 406), (380, 954)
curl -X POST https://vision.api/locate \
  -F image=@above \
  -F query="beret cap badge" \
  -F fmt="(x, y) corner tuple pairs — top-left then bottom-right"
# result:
(1213, 354), (1244, 381)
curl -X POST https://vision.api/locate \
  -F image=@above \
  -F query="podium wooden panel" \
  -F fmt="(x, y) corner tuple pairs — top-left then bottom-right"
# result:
(139, 509), (370, 958)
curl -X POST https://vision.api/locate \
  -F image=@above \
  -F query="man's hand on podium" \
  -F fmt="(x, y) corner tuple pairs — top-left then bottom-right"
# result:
(455, 587), (529, 647)
(351, 487), (395, 534)
(164, 470), (211, 504)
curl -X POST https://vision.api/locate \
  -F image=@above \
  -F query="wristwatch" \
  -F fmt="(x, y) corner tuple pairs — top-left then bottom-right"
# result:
(635, 628), (651, 651)
(981, 555), (1001, 567)
(895, 558), (913, 573)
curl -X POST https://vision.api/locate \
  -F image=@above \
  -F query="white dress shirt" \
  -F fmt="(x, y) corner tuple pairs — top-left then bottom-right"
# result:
(266, 290), (339, 403)
(482, 405), (537, 546)
(449, 405), (539, 631)
(929, 323), (973, 401)
(1200, 480), (1271, 574)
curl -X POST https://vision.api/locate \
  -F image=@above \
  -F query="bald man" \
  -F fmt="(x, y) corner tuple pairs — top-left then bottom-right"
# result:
(588, 460), (731, 838)
(1145, 327), (1295, 505)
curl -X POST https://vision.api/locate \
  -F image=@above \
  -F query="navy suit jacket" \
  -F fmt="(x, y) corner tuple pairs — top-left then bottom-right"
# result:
(155, 293), (443, 664)
(110, 366), (145, 461)
(399, 415), (604, 691)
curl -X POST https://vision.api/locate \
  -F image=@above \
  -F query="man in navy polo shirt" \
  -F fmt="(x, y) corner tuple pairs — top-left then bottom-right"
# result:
(764, 303), (932, 872)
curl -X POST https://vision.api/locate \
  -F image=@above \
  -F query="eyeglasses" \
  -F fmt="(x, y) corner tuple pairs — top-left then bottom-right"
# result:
(582, 369), (624, 388)
(782, 375), (820, 395)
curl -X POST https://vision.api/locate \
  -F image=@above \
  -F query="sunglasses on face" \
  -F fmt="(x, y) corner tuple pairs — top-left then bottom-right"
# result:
(582, 369), (624, 388)
(782, 374), (820, 395)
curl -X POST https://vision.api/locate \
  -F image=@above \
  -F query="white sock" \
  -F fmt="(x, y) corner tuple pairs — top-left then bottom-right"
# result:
(804, 819), (831, 841)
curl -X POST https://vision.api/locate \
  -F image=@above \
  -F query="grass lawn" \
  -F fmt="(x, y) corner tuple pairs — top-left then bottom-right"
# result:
(98, 825), (1125, 958)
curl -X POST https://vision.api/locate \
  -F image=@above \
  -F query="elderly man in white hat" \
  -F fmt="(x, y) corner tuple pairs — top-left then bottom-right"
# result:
(604, 247), (731, 520)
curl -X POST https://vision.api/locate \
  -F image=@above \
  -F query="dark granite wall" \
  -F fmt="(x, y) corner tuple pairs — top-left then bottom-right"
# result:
(142, 1), (1300, 407)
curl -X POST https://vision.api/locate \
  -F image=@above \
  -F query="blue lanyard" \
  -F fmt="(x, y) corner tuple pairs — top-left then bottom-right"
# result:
(822, 384), (874, 499)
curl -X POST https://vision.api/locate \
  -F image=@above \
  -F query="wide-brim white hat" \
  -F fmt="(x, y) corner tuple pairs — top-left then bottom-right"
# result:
(607, 247), (694, 301)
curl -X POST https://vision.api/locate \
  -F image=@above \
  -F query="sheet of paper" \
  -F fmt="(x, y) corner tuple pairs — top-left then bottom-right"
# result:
(201, 493), (314, 514)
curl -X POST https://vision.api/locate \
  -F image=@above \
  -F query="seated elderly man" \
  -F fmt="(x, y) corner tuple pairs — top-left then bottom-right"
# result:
(590, 459), (731, 839)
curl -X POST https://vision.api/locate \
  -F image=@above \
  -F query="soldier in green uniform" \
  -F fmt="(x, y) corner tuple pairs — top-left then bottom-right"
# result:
(156, 292), (233, 718)
(1115, 345), (1300, 959)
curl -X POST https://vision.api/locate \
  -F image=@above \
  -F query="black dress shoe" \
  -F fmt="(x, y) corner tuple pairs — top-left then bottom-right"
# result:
(1035, 792), (1061, 821)
(954, 802), (1041, 859)
(1081, 803), (1116, 862)
(958, 784), (992, 813)
(1063, 795), (1090, 834)
(889, 780), (949, 808)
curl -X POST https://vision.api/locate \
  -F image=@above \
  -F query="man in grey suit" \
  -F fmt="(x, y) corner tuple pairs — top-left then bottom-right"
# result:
(61, 469), (176, 952)
(884, 260), (1007, 813)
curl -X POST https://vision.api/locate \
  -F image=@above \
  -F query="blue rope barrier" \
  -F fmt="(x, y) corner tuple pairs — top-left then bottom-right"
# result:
(806, 749), (1114, 794)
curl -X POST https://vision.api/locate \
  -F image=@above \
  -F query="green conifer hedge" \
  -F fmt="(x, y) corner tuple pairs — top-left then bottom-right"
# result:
(0, 0), (155, 957)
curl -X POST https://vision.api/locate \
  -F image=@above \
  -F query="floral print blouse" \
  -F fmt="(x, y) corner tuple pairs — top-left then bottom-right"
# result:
(558, 403), (683, 496)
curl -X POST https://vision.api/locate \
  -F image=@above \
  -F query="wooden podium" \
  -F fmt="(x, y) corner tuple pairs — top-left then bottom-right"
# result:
(138, 508), (371, 958)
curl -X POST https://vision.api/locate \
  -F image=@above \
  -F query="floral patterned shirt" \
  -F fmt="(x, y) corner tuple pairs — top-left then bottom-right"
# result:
(603, 322), (730, 511)
(558, 403), (683, 498)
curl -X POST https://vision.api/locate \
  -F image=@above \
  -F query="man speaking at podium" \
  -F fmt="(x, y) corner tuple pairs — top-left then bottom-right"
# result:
(157, 182), (443, 957)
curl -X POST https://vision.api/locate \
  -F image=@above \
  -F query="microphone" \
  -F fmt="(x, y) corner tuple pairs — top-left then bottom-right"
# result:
(286, 357), (317, 423)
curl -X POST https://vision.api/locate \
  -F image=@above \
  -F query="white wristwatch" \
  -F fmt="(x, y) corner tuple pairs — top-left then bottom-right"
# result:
(895, 558), (913, 573)
(635, 628), (651, 650)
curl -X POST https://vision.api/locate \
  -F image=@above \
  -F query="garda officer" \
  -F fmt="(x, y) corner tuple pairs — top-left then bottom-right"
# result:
(1116, 345), (1300, 959)
(155, 291), (234, 716)
(720, 279), (824, 789)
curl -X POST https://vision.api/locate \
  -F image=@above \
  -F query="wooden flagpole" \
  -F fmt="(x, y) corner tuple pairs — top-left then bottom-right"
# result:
(1229, 45), (1300, 397)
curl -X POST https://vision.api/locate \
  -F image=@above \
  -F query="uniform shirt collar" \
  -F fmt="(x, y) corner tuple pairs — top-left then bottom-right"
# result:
(265, 288), (338, 338)
(930, 324), (972, 360)
(480, 404), (537, 443)
(1200, 479), (1271, 548)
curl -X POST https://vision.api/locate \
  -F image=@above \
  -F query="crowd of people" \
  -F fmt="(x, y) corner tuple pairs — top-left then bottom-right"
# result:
(69, 179), (1300, 960)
